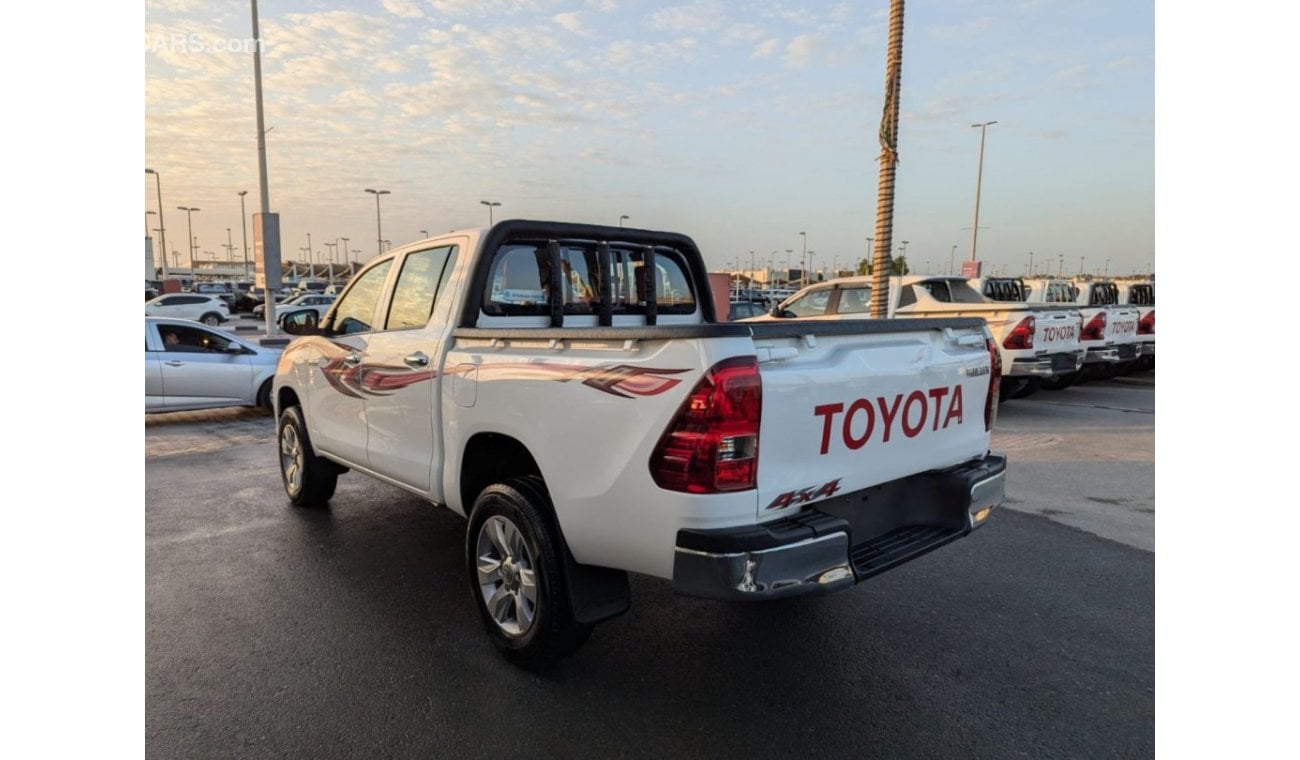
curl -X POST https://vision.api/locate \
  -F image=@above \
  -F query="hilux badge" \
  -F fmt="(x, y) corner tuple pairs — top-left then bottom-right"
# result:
(965, 364), (990, 377)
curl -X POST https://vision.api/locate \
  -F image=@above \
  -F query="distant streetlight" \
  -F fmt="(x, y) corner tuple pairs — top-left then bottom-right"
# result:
(1028, 251), (1034, 277)
(177, 206), (200, 274)
(969, 120), (997, 262)
(382, 239), (391, 252)
(619, 214), (629, 227)
(340, 237), (350, 265)
(237, 191), (250, 279)
(1103, 258), (1111, 278)
(365, 189), (390, 258)
(480, 200), (501, 225)
(145, 169), (170, 278)
(799, 231), (807, 286)
(808, 251), (816, 281)
(224, 228), (235, 264)
(950, 245), (957, 274)
(1079, 256), (1086, 276)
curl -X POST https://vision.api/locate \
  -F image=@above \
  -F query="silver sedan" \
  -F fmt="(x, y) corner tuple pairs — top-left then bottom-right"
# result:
(145, 317), (282, 413)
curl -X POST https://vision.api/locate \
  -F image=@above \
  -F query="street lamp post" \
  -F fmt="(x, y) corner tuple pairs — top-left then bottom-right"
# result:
(340, 237), (349, 271)
(480, 200), (501, 225)
(1104, 258), (1110, 278)
(145, 169), (170, 279)
(799, 231), (807, 287)
(237, 191), (250, 279)
(224, 228), (235, 264)
(969, 120), (997, 262)
(177, 206), (200, 276)
(1079, 256), (1086, 276)
(808, 251), (816, 282)
(1028, 250), (1034, 277)
(619, 215), (629, 227)
(420, 229), (429, 238)
(950, 245), (957, 275)
(365, 189), (390, 258)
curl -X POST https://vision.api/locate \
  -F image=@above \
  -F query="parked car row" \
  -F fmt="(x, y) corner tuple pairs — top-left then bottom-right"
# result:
(741, 274), (1153, 400)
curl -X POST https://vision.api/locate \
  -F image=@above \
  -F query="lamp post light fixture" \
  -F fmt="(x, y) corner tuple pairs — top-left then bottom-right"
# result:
(480, 200), (501, 225)
(968, 120), (997, 263)
(365, 189), (390, 258)
(340, 237), (350, 266)
(224, 228), (235, 264)
(237, 190), (250, 279)
(619, 214), (629, 227)
(420, 229), (429, 238)
(145, 169), (170, 278)
(799, 231), (807, 286)
(1028, 250), (1034, 277)
(177, 206), (200, 274)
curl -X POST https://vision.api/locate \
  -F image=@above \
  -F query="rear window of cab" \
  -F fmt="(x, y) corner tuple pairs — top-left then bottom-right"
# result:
(482, 243), (696, 317)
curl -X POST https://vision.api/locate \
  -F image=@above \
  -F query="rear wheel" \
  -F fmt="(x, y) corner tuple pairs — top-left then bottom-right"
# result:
(256, 379), (273, 411)
(1040, 372), (1077, 391)
(1011, 377), (1040, 399)
(200, 312), (222, 326)
(467, 477), (591, 670)
(277, 405), (338, 507)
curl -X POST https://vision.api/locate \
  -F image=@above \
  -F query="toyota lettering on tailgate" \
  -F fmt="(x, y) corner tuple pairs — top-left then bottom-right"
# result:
(1042, 324), (1077, 342)
(814, 385), (965, 455)
(1113, 319), (1137, 336)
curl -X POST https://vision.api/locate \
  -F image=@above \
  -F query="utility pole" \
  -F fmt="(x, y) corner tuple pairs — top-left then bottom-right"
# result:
(969, 120), (997, 263)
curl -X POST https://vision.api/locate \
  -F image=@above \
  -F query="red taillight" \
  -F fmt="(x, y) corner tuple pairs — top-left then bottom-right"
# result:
(1081, 312), (1107, 341)
(985, 337), (1001, 432)
(1138, 310), (1155, 335)
(1002, 316), (1035, 350)
(650, 356), (762, 494)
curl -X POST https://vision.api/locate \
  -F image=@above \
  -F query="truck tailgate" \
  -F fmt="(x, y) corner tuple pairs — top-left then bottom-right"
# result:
(748, 319), (995, 518)
(1034, 308), (1081, 352)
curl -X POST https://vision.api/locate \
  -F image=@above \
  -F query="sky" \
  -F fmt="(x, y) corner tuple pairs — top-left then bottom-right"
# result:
(143, 0), (1154, 279)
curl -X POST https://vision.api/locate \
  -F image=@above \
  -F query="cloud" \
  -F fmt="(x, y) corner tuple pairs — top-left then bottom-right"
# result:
(752, 38), (780, 59)
(553, 12), (585, 34)
(647, 1), (728, 34)
(784, 34), (821, 68)
(928, 17), (996, 43)
(380, 0), (424, 19)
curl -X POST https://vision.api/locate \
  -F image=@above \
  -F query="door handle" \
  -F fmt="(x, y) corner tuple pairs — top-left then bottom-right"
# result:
(164, 360), (184, 367)
(404, 352), (430, 368)
(343, 353), (362, 366)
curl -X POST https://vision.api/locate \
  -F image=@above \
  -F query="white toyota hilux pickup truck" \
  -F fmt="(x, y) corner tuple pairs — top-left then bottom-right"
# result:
(272, 221), (1007, 669)
(1024, 278), (1141, 387)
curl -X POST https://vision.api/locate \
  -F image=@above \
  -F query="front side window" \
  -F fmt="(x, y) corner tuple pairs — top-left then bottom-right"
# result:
(921, 281), (952, 302)
(160, 325), (235, 353)
(330, 260), (392, 335)
(784, 287), (832, 317)
(386, 246), (455, 330)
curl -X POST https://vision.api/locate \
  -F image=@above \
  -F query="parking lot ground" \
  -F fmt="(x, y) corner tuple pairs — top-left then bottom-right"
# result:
(146, 378), (1154, 758)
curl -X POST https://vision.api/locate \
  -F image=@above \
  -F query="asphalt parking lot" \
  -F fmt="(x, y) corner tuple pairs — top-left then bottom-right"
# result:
(146, 377), (1154, 758)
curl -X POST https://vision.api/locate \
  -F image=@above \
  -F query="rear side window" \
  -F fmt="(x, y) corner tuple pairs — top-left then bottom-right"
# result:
(920, 281), (952, 302)
(482, 243), (696, 317)
(836, 287), (872, 314)
(386, 246), (456, 330)
(784, 287), (832, 317)
(1127, 284), (1154, 305)
(1088, 283), (1119, 306)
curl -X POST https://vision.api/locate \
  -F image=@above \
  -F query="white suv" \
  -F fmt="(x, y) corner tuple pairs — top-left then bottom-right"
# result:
(145, 294), (231, 326)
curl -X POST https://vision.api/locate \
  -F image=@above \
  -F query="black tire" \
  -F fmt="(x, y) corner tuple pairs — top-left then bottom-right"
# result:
(1040, 372), (1077, 391)
(466, 477), (591, 670)
(200, 312), (222, 326)
(256, 379), (273, 411)
(1011, 377), (1040, 400)
(277, 405), (338, 507)
(998, 377), (1027, 402)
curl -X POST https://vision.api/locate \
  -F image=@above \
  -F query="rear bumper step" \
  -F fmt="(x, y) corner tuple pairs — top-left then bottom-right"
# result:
(672, 453), (1006, 600)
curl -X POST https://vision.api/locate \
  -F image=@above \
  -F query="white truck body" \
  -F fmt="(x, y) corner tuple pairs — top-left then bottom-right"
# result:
(1025, 278), (1141, 373)
(748, 275), (1085, 398)
(271, 221), (1007, 667)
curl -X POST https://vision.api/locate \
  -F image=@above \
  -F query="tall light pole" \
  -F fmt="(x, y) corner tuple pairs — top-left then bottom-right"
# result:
(177, 206), (200, 275)
(1103, 258), (1110, 278)
(340, 237), (349, 269)
(969, 120), (997, 262)
(799, 231), (807, 287)
(480, 200), (501, 225)
(145, 169), (170, 278)
(237, 191), (250, 279)
(224, 228), (235, 264)
(306, 232), (313, 277)
(1058, 254), (1064, 277)
(1079, 256), (1086, 276)
(420, 229), (429, 238)
(366, 189), (389, 258)
(865, 238), (874, 275)
(1028, 250), (1034, 277)
(808, 251), (816, 282)
(619, 214), (629, 227)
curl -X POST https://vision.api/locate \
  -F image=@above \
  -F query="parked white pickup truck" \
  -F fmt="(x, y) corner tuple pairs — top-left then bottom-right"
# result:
(1116, 280), (1155, 370)
(1024, 278), (1140, 387)
(272, 221), (1007, 668)
(755, 275), (1084, 401)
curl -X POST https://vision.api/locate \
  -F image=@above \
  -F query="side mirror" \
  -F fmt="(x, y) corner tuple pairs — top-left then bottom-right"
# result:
(770, 306), (795, 319)
(280, 309), (321, 336)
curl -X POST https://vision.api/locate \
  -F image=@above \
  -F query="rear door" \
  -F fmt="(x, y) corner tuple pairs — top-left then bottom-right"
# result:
(750, 321), (995, 518)
(361, 243), (459, 494)
(1034, 308), (1081, 354)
